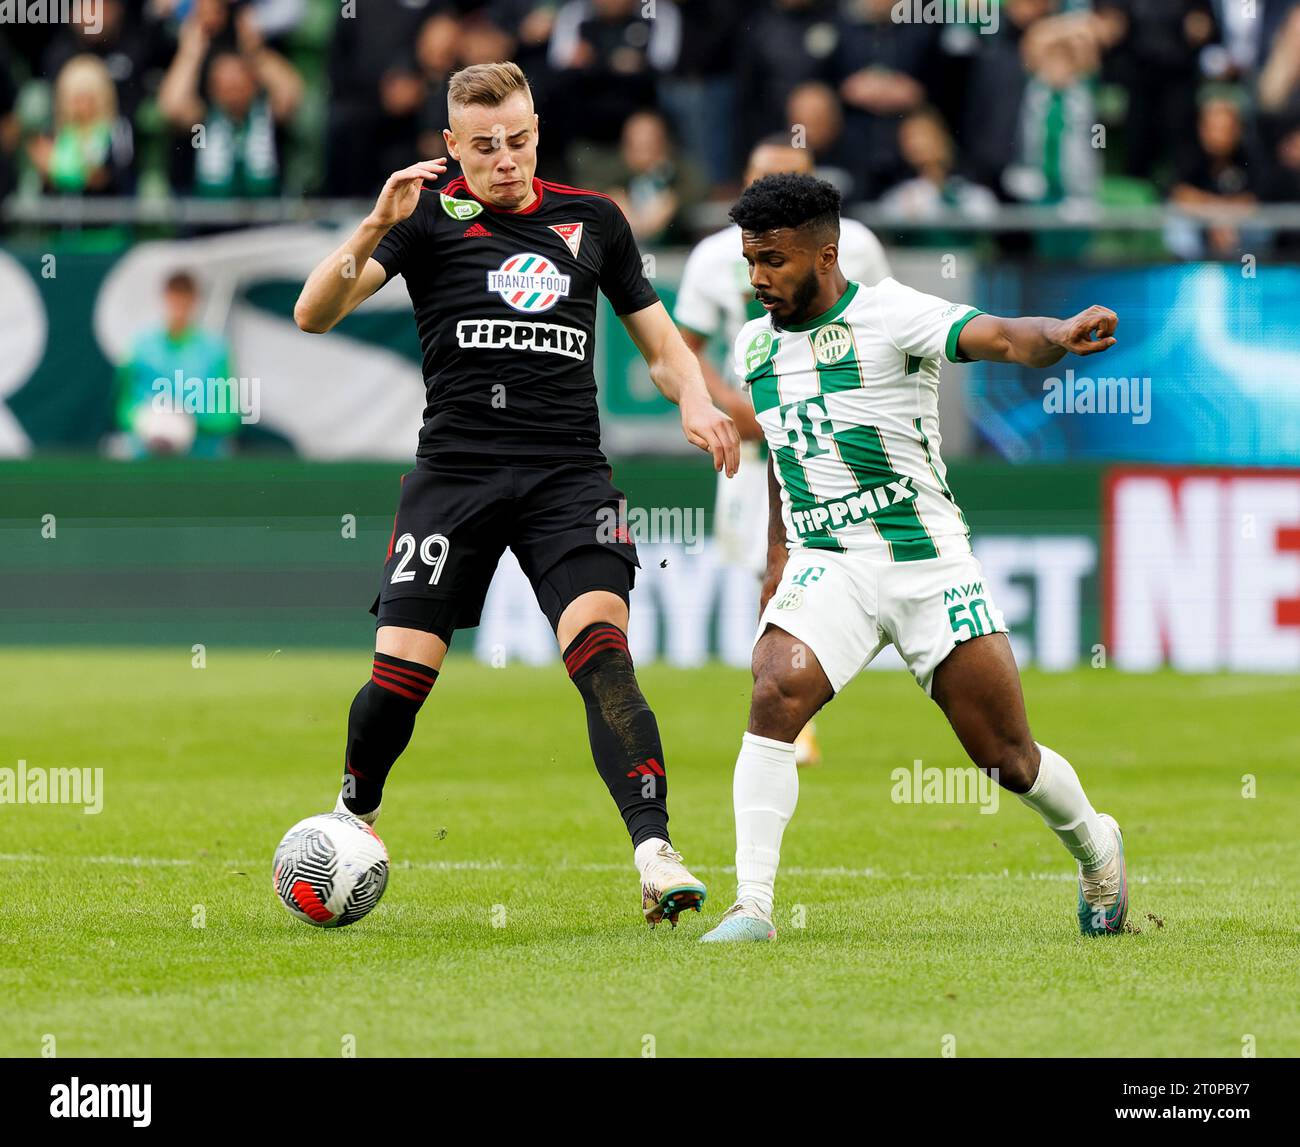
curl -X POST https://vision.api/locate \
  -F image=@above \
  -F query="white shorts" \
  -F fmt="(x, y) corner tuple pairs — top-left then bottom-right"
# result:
(754, 547), (1008, 696)
(714, 442), (770, 577)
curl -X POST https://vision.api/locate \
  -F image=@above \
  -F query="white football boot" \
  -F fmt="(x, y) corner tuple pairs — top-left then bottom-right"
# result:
(1077, 812), (1128, 936)
(334, 791), (381, 827)
(639, 841), (707, 927)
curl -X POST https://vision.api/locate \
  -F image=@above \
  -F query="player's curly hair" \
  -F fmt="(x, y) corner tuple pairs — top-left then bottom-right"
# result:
(729, 173), (841, 241)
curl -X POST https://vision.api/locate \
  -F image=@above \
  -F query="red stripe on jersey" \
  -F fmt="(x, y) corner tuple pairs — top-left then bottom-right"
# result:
(538, 179), (619, 205)
(385, 472), (406, 560)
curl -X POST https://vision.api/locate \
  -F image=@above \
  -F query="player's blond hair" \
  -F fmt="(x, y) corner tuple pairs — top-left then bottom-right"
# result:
(447, 62), (533, 118)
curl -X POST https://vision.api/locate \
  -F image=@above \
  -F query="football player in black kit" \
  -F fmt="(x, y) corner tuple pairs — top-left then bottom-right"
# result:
(294, 62), (739, 927)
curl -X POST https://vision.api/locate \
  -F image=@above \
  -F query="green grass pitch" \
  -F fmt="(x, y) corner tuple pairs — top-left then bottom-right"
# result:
(1, 648), (1297, 1058)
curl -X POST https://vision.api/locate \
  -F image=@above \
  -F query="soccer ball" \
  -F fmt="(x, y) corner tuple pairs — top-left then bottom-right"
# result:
(132, 405), (197, 455)
(273, 812), (389, 927)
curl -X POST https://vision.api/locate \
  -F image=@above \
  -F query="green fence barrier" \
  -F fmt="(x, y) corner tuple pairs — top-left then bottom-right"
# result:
(0, 458), (1103, 658)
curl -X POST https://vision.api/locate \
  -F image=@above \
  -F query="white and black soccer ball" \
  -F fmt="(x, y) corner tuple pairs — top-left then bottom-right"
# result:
(132, 405), (197, 455)
(273, 812), (389, 927)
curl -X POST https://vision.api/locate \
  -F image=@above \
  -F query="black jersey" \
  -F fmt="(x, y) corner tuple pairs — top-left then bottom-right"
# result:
(371, 175), (659, 463)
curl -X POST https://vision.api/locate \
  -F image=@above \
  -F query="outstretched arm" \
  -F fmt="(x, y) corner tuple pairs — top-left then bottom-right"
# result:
(957, 305), (1118, 368)
(621, 301), (741, 477)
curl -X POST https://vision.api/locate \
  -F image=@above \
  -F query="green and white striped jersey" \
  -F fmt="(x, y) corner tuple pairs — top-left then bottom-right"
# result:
(732, 277), (982, 561)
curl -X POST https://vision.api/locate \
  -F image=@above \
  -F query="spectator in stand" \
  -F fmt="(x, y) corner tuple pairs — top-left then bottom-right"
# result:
(246, 0), (307, 49)
(41, 0), (169, 121)
(158, 2), (302, 196)
(481, 2), (565, 175)
(1203, 0), (1300, 83)
(1259, 4), (1300, 118)
(1095, 0), (1217, 188)
(1003, 11), (1101, 206)
(960, 0), (1053, 197)
(586, 108), (708, 244)
(785, 80), (856, 199)
(736, 0), (839, 163)
(414, 9), (462, 166)
(657, 0), (743, 188)
(1260, 111), (1300, 251)
(549, 0), (676, 172)
(28, 55), (135, 196)
(0, 41), (18, 200)
(827, 0), (942, 199)
(1169, 93), (1258, 258)
(1258, 6), (1300, 245)
(157, 0), (252, 62)
(324, 0), (438, 197)
(879, 106), (999, 225)
(112, 270), (241, 459)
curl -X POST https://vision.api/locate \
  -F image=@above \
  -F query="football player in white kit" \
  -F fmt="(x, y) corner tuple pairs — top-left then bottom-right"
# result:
(699, 173), (1128, 943)
(675, 137), (891, 767)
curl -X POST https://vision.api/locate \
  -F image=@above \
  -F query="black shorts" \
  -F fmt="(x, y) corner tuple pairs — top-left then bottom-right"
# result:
(369, 459), (639, 644)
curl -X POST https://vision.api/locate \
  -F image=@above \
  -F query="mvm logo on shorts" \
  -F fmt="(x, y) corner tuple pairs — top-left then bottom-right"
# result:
(791, 476), (917, 537)
(487, 253), (571, 313)
(457, 319), (587, 361)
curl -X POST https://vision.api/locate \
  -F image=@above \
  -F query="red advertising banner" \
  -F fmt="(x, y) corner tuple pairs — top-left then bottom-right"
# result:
(1105, 468), (1300, 671)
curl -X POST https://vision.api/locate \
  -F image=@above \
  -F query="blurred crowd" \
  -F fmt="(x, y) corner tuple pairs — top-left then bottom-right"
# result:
(4, 0), (1300, 247)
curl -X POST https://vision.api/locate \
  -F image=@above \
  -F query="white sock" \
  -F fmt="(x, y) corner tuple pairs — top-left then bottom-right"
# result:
(1017, 742), (1115, 869)
(634, 836), (670, 873)
(733, 731), (798, 917)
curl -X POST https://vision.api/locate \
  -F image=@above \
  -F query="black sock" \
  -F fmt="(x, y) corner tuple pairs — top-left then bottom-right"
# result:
(564, 622), (670, 848)
(342, 653), (438, 815)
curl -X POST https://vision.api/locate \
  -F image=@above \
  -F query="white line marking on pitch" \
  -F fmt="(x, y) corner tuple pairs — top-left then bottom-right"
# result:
(0, 852), (1213, 885)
